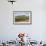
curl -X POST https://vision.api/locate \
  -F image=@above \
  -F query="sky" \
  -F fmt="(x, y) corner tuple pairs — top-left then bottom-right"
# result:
(13, 11), (32, 16)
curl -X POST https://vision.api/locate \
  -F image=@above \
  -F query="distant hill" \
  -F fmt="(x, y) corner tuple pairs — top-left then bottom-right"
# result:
(15, 15), (29, 22)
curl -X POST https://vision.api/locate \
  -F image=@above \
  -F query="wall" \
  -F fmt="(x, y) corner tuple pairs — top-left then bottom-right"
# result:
(0, 0), (46, 41)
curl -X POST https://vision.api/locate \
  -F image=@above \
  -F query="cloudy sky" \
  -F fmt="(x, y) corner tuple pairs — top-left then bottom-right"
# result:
(13, 11), (32, 16)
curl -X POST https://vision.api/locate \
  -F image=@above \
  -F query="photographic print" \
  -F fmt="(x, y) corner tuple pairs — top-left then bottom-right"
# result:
(13, 11), (32, 25)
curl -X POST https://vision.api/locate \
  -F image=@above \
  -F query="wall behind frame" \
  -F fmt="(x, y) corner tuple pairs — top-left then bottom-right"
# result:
(0, 0), (45, 41)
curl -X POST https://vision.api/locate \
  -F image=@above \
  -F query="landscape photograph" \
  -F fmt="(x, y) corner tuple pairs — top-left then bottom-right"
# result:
(13, 11), (32, 24)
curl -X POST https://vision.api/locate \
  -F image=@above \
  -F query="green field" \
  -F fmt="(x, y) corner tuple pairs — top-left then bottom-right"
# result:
(15, 15), (29, 22)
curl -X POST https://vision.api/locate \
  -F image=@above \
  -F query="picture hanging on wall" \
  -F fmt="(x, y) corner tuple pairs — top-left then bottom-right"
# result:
(13, 11), (32, 25)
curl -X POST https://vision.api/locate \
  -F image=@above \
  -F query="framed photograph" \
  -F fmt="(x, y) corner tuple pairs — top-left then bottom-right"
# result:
(13, 11), (32, 25)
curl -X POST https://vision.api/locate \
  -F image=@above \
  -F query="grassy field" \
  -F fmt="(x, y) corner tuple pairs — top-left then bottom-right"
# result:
(15, 15), (29, 22)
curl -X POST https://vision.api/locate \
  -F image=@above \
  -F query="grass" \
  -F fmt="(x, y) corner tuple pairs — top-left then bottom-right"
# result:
(15, 15), (29, 22)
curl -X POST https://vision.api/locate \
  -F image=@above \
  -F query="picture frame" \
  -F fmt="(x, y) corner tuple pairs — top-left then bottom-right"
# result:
(13, 11), (32, 25)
